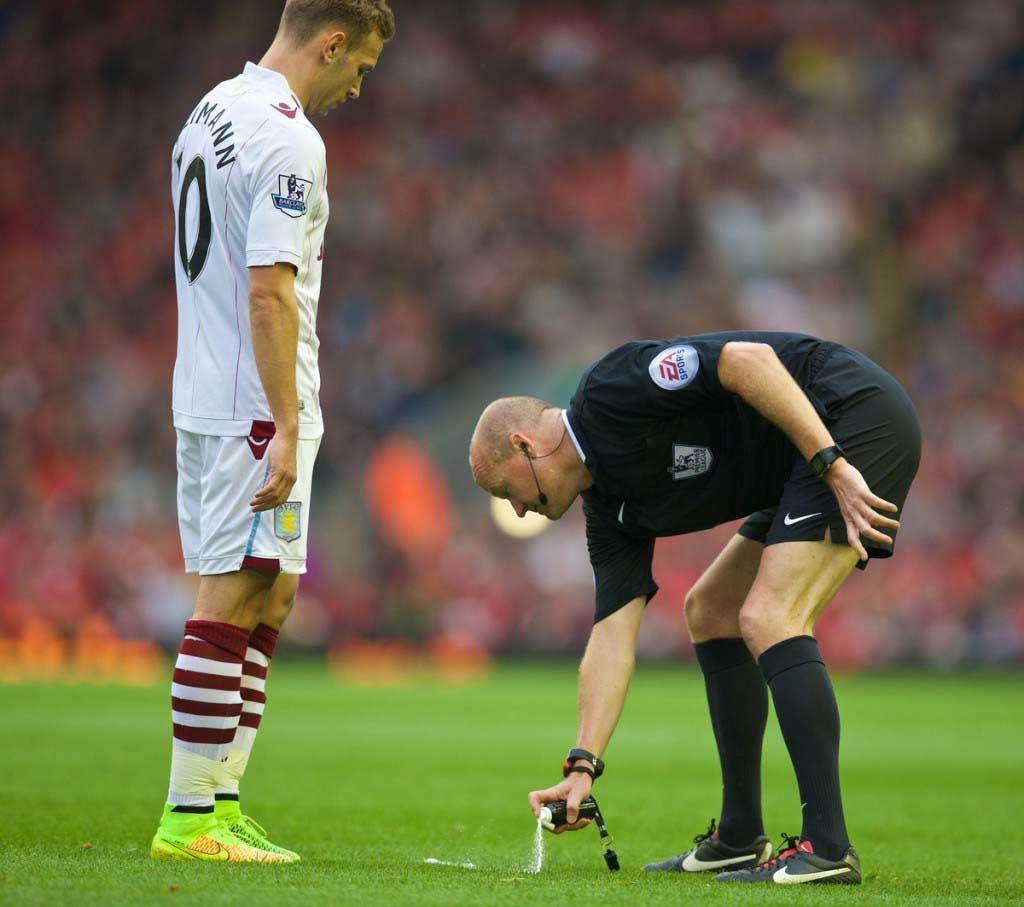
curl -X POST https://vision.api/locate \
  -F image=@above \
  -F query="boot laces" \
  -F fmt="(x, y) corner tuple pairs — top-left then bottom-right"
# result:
(693, 818), (717, 845)
(243, 815), (268, 838)
(750, 833), (802, 873)
(232, 814), (268, 841)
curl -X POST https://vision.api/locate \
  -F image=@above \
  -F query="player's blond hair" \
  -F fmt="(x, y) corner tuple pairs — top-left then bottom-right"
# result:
(281, 0), (395, 47)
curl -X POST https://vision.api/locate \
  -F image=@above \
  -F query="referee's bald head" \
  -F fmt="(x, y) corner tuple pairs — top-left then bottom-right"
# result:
(469, 397), (553, 492)
(469, 397), (592, 522)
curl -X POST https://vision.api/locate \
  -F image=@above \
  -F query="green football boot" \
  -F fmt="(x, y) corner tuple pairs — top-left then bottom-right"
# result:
(215, 798), (301, 862)
(150, 803), (292, 863)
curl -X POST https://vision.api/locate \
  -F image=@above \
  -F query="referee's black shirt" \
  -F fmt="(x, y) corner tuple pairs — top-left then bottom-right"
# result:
(567, 331), (850, 622)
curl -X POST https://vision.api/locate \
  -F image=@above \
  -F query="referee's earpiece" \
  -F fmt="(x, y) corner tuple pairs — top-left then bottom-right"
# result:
(520, 441), (548, 506)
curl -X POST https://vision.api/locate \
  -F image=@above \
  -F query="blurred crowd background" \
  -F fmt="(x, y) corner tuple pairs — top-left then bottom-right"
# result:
(2, 0), (1023, 673)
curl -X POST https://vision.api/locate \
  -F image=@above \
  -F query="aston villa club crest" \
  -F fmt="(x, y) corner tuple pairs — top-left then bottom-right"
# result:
(274, 502), (302, 541)
(271, 173), (311, 217)
(669, 444), (713, 480)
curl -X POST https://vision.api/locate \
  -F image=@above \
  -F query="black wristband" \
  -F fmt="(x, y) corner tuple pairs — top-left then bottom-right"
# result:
(568, 764), (595, 779)
(563, 748), (604, 779)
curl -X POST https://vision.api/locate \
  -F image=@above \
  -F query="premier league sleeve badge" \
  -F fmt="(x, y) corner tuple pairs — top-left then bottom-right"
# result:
(271, 173), (312, 217)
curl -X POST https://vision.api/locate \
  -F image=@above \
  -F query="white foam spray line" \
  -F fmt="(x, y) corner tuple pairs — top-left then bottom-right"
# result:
(423, 857), (477, 869)
(422, 815), (545, 876)
(525, 816), (545, 874)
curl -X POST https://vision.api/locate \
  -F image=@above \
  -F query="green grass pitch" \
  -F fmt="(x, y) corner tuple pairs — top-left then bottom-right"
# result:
(2, 662), (1022, 905)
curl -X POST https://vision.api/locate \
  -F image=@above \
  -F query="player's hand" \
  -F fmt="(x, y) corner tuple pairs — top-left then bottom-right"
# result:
(250, 432), (298, 512)
(824, 458), (900, 561)
(528, 773), (593, 834)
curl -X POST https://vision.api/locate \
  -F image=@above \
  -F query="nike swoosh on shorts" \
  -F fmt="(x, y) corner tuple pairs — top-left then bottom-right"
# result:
(783, 512), (822, 526)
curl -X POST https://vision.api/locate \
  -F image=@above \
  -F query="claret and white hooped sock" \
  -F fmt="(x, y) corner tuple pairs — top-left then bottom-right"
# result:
(167, 619), (250, 811)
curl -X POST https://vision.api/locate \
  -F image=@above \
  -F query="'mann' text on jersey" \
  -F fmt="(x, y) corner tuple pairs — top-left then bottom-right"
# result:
(182, 100), (237, 170)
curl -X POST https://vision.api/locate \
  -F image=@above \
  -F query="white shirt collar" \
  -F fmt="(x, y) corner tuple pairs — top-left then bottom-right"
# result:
(561, 410), (586, 463)
(242, 62), (298, 100)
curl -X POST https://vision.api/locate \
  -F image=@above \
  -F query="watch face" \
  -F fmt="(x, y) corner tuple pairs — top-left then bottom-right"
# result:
(811, 449), (831, 477)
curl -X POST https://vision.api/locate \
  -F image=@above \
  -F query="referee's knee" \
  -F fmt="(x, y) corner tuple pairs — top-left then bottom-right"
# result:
(738, 595), (802, 656)
(684, 587), (737, 642)
(737, 603), (765, 651)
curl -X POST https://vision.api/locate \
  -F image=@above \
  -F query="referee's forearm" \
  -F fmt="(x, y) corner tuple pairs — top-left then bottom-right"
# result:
(250, 290), (299, 435)
(575, 597), (645, 758)
(718, 342), (834, 461)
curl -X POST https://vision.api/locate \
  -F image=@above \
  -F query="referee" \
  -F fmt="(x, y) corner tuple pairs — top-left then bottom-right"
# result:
(469, 332), (920, 885)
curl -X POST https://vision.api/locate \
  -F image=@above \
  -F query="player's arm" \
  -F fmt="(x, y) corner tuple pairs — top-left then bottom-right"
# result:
(717, 341), (900, 558)
(527, 596), (645, 831)
(242, 121), (320, 513)
(248, 262), (299, 512)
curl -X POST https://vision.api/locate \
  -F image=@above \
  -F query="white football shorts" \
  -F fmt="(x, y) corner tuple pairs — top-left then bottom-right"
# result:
(175, 423), (321, 575)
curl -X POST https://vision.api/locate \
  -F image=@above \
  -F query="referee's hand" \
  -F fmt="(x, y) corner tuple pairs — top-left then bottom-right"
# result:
(250, 433), (298, 512)
(529, 774), (593, 834)
(825, 458), (900, 561)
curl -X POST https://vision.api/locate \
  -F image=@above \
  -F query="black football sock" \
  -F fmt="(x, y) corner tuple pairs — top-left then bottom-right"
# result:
(759, 635), (850, 861)
(694, 637), (768, 847)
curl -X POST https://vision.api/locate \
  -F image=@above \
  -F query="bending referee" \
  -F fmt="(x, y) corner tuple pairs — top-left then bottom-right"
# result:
(469, 332), (920, 885)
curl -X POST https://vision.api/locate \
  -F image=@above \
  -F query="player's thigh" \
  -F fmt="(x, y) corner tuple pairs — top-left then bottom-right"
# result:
(194, 569), (275, 628)
(204, 433), (276, 568)
(177, 429), (281, 627)
(684, 533), (764, 643)
(260, 572), (300, 630)
(191, 430), (319, 576)
(177, 428), (283, 575)
(176, 429), (205, 570)
(739, 539), (859, 656)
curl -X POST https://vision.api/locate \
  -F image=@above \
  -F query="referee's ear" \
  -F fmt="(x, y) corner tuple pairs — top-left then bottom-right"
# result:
(510, 432), (530, 455)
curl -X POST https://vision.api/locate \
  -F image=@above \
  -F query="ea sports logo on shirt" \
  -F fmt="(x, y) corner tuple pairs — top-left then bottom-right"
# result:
(649, 344), (700, 390)
(271, 173), (312, 218)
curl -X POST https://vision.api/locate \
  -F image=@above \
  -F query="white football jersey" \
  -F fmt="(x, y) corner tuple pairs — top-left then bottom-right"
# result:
(171, 62), (328, 439)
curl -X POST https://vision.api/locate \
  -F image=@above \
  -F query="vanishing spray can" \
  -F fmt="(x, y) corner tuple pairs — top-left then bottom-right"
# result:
(538, 796), (599, 829)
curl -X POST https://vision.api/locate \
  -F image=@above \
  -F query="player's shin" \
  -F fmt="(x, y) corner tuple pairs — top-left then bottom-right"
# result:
(209, 623), (300, 859)
(215, 622), (278, 807)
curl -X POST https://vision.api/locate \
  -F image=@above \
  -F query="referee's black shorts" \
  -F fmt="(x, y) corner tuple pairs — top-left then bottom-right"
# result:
(738, 347), (921, 567)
